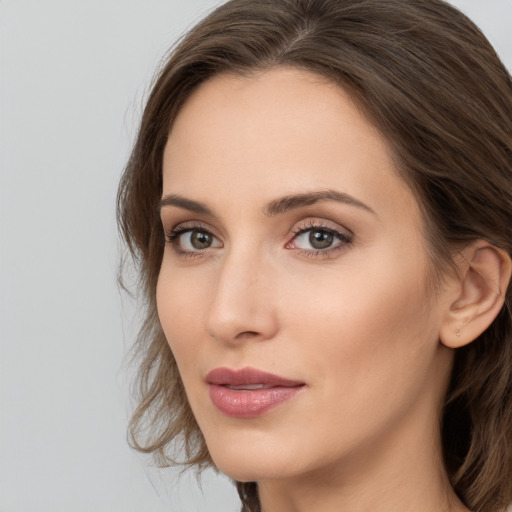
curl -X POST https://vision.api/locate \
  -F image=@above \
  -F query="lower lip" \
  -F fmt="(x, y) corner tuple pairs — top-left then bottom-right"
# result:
(208, 384), (304, 418)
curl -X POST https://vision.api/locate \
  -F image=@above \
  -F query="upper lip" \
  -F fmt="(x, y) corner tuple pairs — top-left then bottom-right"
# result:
(206, 367), (304, 387)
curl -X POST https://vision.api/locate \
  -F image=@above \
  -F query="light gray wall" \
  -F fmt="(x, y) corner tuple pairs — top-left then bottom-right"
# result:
(1, 1), (510, 511)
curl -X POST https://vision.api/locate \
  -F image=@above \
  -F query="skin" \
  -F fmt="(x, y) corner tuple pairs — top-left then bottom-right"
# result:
(157, 67), (472, 512)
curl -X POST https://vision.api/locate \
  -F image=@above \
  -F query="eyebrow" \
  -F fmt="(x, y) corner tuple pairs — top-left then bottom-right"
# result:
(158, 194), (214, 216)
(158, 189), (376, 217)
(263, 189), (376, 217)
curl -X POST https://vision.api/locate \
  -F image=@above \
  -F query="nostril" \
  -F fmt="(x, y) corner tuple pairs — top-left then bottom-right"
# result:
(235, 331), (260, 339)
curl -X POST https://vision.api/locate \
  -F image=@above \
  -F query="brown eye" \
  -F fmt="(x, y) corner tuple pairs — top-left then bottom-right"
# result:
(190, 230), (213, 249)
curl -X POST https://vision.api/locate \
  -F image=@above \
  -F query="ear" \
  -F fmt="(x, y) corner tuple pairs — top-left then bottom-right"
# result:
(440, 240), (511, 349)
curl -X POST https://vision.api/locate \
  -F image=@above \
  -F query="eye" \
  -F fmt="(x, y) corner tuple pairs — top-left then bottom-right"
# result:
(296, 229), (336, 250)
(287, 223), (352, 255)
(166, 227), (222, 253)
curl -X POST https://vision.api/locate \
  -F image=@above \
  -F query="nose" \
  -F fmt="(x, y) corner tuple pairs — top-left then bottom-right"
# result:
(204, 249), (279, 345)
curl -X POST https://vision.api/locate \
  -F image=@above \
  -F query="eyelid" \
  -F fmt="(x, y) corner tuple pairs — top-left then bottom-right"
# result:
(165, 220), (221, 239)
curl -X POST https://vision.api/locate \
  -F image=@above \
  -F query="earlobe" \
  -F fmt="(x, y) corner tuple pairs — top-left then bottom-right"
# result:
(440, 241), (511, 349)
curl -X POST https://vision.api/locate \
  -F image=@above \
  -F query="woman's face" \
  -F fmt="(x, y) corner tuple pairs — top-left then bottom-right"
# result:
(157, 68), (454, 483)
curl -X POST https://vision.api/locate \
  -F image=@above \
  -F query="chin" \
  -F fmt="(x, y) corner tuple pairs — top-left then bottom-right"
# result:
(209, 446), (274, 481)
(206, 434), (310, 483)
(214, 459), (291, 483)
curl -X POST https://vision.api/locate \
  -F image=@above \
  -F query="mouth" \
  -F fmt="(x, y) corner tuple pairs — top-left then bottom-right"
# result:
(224, 384), (275, 390)
(205, 367), (305, 418)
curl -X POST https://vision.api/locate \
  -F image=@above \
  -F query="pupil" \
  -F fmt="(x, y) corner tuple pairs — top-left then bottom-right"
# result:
(191, 231), (212, 249)
(309, 230), (333, 249)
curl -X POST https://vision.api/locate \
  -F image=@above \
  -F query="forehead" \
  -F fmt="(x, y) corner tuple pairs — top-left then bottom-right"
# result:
(162, 67), (418, 224)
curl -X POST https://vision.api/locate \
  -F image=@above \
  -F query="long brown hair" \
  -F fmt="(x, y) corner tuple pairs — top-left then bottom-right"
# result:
(117, 1), (512, 511)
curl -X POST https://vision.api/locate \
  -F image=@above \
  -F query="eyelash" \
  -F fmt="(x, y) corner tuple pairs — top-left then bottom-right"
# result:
(164, 220), (353, 260)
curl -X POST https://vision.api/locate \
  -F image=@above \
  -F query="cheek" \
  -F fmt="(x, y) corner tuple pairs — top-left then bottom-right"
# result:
(156, 268), (207, 373)
(281, 249), (430, 343)
(279, 248), (438, 406)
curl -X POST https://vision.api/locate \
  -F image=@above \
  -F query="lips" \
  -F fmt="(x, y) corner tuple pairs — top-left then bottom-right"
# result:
(206, 367), (305, 418)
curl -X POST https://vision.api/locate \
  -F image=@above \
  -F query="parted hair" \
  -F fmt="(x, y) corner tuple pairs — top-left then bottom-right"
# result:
(117, 1), (512, 511)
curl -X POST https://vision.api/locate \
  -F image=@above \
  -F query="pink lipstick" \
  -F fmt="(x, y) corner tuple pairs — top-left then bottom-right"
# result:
(206, 367), (305, 418)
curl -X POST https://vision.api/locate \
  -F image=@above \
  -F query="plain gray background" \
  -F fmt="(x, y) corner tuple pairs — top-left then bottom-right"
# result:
(1, 1), (511, 511)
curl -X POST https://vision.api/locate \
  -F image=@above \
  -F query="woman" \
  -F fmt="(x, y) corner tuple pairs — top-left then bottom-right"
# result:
(117, 1), (512, 511)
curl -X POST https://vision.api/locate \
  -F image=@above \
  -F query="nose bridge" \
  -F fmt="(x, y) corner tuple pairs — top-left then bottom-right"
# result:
(205, 243), (277, 344)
